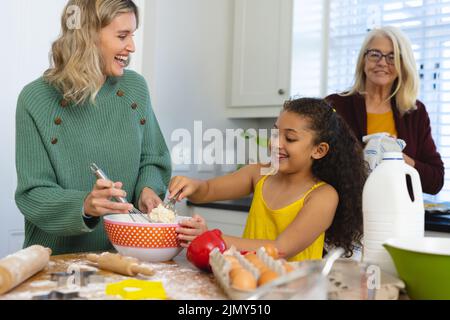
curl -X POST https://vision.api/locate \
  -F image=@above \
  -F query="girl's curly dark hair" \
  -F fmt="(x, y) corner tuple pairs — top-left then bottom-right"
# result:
(283, 98), (368, 257)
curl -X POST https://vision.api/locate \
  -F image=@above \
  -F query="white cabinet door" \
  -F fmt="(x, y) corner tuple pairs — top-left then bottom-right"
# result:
(229, 0), (293, 118)
(187, 206), (248, 237)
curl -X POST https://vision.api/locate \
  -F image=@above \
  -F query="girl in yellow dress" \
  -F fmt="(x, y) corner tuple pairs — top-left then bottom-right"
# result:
(172, 98), (367, 261)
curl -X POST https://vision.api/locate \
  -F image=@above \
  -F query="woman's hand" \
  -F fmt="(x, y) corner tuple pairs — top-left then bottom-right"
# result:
(168, 176), (203, 201)
(403, 153), (416, 167)
(84, 179), (133, 217)
(176, 214), (208, 248)
(138, 187), (162, 213)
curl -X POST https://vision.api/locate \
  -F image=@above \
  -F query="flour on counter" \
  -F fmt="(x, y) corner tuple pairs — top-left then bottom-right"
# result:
(29, 280), (57, 288)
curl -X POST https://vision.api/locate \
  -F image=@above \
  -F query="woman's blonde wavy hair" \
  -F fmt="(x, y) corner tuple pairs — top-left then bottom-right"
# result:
(44, 0), (139, 105)
(343, 26), (419, 115)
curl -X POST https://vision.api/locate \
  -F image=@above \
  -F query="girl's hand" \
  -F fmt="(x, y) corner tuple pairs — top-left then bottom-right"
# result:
(138, 187), (163, 213)
(84, 179), (133, 217)
(168, 176), (203, 201)
(176, 214), (208, 248)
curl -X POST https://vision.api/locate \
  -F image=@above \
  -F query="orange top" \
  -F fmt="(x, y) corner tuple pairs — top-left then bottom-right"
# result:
(367, 111), (397, 137)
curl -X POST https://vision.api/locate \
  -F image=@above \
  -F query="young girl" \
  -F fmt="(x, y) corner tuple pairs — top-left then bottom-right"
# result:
(171, 98), (367, 261)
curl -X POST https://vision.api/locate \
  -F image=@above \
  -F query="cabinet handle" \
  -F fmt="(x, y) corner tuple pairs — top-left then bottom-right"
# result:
(278, 89), (285, 95)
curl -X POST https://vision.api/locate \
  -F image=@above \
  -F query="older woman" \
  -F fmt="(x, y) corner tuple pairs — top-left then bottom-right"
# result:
(326, 26), (444, 195)
(15, 0), (172, 254)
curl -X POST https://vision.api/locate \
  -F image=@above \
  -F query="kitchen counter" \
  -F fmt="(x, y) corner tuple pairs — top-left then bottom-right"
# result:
(425, 212), (450, 233)
(0, 251), (407, 300)
(0, 252), (227, 300)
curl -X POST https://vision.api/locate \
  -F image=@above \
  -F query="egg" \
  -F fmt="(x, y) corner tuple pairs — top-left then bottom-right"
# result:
(252, 260), (268, 271)
(229, 266), (246, 280)
(224, 255), (241, 268)
(244, 253), (259, 262)
(263, 244), (279, 259)
(257, 260), (268, 269)
(231, 268), (257, 291)
(257, 270), (279, 286)
(243, 254), (267, 271)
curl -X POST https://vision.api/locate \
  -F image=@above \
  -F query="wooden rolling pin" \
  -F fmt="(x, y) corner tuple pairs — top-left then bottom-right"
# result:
(0, 245), (52, 295)
(86, 253), (154, 277)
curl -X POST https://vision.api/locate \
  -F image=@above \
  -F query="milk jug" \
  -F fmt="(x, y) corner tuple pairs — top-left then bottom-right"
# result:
(362, 152), (424, 276)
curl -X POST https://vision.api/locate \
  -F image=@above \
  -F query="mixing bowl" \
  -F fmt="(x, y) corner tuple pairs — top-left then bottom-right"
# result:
(383, 237), (450, 299)
(104, 214), (189, 262)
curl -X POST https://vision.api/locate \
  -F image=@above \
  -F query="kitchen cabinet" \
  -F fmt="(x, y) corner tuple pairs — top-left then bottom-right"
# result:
(186, 205), (248, 237)
(228, 0), (294, 118)
(228, 0), (327, 118)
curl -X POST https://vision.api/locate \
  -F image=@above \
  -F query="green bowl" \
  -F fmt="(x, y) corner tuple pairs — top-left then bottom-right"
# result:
(383, 238), (450, 300)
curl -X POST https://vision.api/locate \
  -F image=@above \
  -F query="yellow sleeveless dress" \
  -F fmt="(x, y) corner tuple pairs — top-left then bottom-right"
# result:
(243, 175), (326, 262)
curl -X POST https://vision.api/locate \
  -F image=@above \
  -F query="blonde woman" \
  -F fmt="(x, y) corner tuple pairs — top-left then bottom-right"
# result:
(15, 0), (171, 254)
(326, 26), (444, 195)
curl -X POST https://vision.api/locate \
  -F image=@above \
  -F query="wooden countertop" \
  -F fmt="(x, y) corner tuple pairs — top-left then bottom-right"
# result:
(0, 251), (227, 300)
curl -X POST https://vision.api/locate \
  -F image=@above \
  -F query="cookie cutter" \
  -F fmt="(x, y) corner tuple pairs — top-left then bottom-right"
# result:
(32, 290), (86, 300)
(50, 270), (103, 287)
(105, 279), (167, 300)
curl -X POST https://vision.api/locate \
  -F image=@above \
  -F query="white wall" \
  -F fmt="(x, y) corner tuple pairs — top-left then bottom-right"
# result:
(0, 0), (68, 257)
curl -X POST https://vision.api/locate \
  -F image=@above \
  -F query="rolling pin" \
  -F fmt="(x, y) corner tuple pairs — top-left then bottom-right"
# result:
(0, 245), (52, 295)
(86, 253), (154, 277)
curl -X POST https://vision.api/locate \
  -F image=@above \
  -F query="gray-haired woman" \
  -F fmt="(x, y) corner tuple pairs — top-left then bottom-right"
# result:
(326, 25), (444, 195)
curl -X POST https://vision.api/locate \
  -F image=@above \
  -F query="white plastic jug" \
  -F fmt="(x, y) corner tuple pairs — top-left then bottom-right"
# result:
(362, 152), (424, 276)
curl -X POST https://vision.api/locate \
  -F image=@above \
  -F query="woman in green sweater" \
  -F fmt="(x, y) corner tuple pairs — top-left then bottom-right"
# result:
(15, 0), (172, 254)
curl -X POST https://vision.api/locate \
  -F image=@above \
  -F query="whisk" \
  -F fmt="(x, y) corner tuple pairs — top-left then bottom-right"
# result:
(162, 189), (183, 212)
(89, 163), (151, 223)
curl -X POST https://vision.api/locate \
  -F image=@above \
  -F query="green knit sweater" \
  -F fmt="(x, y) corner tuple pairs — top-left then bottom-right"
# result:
(15, 70), (172, 255)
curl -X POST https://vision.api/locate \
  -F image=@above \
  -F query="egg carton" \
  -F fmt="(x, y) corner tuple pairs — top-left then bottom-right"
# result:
(209, 246), (289, 300)
(256, 247), (286, 275)
(211, 249), (405, 300)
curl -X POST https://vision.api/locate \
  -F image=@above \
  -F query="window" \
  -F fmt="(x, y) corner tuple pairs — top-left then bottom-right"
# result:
(291, 0), (326, 97)
(326, 0), (450, 200)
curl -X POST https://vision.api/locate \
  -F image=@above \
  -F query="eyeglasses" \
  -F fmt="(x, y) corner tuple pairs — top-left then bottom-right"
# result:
(365, 49), (396, 65)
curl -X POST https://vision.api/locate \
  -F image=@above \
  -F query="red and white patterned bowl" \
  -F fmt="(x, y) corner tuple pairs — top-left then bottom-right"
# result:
(104, 214), (188, 262)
